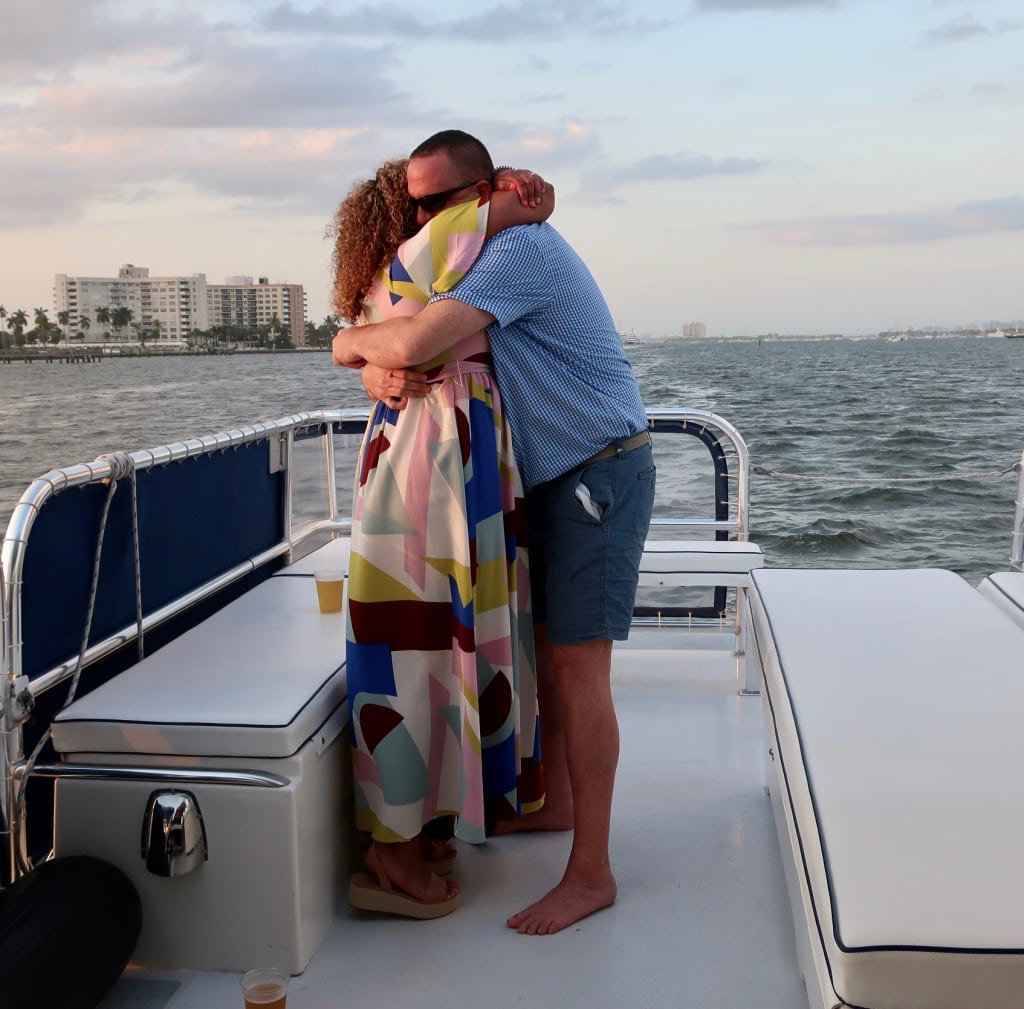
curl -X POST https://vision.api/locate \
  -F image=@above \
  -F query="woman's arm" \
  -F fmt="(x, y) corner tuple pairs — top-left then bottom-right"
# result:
(359, 363), (432, 406)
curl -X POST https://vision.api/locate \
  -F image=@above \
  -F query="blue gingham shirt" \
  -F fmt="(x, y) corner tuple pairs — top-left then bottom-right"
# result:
(434, 223), (647, 491)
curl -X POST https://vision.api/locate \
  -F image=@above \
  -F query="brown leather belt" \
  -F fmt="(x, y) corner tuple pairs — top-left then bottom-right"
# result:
(582, 430), (651, 466)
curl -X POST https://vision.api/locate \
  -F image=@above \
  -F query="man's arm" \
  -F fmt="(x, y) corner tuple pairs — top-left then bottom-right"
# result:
(333, 298), (495, 370)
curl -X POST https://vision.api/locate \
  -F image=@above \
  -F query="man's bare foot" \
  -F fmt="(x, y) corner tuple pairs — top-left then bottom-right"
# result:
(506, 873), (616, 934)
(491, 805), (573, 836)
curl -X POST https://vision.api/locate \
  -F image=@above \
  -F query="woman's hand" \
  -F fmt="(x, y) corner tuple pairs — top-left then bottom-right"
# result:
(361, 363), (430, 408)
(494, 167), (548, 208)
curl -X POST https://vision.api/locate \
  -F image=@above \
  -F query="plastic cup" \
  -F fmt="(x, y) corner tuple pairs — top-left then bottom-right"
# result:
(240, 967), (289, 1009)
(313, 569), (344, 614)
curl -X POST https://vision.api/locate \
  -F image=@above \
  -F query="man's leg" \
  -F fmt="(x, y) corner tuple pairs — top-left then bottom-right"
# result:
(506, 636), (618, 934)
(505, 442), (653, 932)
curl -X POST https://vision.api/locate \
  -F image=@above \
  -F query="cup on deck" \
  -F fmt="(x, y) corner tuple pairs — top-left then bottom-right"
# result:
(240, 967), (289, 1008)
(313, 569), (344, 614)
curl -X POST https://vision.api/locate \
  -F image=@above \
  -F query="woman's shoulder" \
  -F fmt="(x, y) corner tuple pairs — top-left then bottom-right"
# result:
(394, 199), (489, 294)
(409, 199), (488, 248)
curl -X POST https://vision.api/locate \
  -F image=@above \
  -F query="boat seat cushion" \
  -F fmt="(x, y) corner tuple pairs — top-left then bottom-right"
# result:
(52, 570), (347, 759)
(977, 571), (1024, 631)
(638, 539), (763, 587)
(750, 567), (1024, 1009)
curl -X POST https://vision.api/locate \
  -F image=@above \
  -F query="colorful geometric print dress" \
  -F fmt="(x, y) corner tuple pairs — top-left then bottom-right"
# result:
(346, 199), (544, 846)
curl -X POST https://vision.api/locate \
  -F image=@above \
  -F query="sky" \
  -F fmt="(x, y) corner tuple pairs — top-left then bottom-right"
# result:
(1, 0), (1022, 339)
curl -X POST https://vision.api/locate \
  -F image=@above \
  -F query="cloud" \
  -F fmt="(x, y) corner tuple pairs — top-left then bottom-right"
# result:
(263, 0), (679, 40)
(0, 121), (384, 229)
(970, 82), (1008, 97)
(0, 157), (100, 229)
(693, 0), (835, 11)
(576, 150), (767, 203)
(0, 106), (609, 232)
(630, 152), (767, 180)
(19, 41), (408, 131)
(922, 17), (990, 43)
(917, 13), (1024, 45)
(0, 5), (422, 231)
(1, 1), (217, 85)
(745, 196), (1024, 246)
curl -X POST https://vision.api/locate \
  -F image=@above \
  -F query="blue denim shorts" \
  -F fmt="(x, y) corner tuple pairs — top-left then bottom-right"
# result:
(527, 443), (655, 645)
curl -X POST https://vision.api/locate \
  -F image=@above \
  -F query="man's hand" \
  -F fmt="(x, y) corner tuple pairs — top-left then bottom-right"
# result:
(494, 168), (548, 208)
(361, 364), (430, 409)
(332, 329), (365, 368)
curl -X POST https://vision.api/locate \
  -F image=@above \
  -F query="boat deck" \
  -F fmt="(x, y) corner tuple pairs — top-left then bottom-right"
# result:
(98, 629), (808, 1009)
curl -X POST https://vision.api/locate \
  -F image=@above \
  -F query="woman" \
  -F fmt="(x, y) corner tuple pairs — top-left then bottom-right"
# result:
(330, 159), (552, 918)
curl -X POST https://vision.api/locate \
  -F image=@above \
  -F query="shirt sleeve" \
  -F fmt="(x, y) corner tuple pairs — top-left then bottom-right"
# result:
(433, 225), (555, 326)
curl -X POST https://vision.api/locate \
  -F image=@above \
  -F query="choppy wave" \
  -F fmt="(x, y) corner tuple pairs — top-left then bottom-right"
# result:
(627, 336), (1023, 584)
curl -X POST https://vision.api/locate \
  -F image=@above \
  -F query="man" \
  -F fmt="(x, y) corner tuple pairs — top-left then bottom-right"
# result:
(333, 130), (655, 934)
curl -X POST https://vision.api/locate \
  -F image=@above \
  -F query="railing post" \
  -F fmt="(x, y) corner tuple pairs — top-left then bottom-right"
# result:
(1011, 449), (1024, 572)
(1, 562), (10, 884)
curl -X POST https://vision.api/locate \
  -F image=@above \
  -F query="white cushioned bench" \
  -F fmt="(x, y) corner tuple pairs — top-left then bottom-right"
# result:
(638, 539), (764, 588)
(977, 571), (1024, 631)
(51, 538), (352, 974)
(748, 567), (1024, 1009)
(639, 539), (764, 691)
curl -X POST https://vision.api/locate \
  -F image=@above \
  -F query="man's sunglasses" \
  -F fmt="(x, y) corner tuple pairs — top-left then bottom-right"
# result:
(411, 179), (480, 215)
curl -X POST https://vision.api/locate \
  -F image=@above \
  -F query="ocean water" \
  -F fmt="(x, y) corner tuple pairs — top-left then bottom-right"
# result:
(1, 337), (1021, 585)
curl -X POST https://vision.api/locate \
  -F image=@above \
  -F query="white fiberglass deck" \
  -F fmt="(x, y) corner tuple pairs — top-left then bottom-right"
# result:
(97, 629), (807, 1009)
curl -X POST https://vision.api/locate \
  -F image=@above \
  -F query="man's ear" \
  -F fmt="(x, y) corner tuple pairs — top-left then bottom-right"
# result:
(473, 179), (493, 204)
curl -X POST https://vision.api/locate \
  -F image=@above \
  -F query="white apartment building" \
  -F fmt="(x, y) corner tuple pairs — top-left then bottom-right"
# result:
(53, 267), (309, 346)
(207, 277), (308, 347)
(53, 265), (209, 341)
(682, 321), (707, 339)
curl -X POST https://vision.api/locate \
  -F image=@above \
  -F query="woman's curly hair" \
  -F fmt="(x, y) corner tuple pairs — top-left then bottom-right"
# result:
(330, 159), (417, 323)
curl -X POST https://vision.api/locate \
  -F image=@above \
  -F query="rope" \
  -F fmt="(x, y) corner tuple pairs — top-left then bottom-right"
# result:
(12, 451), (143, 874)
(751, 461), (1021, 484)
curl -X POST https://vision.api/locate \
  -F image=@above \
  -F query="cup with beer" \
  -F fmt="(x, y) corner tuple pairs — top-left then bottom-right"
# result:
(313, 569), (344, 614)
(240, 967), (289, 1008)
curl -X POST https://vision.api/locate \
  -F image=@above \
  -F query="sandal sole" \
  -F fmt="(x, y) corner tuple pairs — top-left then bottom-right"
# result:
(347, 872), (459, 920)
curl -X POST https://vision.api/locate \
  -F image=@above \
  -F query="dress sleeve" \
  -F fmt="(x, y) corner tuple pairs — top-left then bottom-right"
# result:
(359, 199), (489, 324)
(389, 199), (490, 300)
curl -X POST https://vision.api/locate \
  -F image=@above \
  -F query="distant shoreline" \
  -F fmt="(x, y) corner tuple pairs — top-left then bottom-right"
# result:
(0, 346), (331, 364)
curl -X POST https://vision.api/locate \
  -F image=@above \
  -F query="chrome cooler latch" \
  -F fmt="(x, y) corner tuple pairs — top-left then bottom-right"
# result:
(140, 790), (208, 877)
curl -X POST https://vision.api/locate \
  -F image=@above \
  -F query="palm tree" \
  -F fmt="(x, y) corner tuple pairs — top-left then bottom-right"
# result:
(112, 306), (133, 342)
(57, 310), (70, 343)
(96, 306), (111, 341)
(8, 309), (28, 348)
(0, 305), (7, 350)
(78, 315), (91, 341)
(32, 307), (51, 346)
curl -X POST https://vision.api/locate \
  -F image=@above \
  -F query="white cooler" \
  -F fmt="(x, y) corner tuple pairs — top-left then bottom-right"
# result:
(51, 573), (351, 975)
